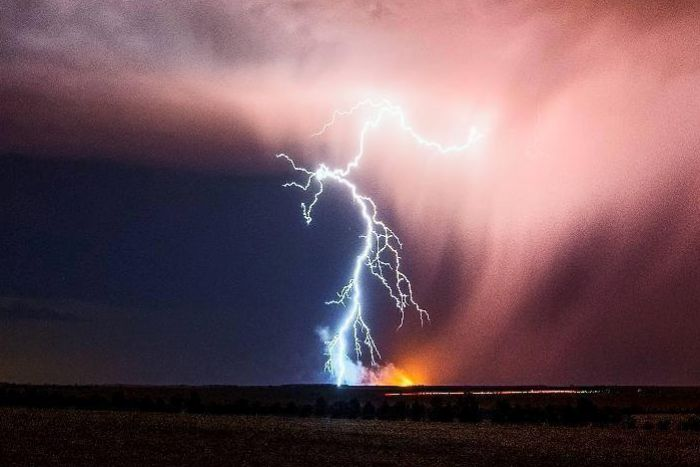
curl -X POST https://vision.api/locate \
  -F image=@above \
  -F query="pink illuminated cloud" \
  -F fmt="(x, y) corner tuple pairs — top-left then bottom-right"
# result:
(2, 1), (699, 384)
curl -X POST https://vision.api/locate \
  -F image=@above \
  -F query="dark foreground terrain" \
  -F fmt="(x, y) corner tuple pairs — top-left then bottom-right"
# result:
(1, 407), (699, 466)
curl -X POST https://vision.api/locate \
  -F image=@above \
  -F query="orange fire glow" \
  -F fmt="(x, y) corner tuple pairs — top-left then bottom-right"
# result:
(367, 364), (417, 387)
(392, 371), (415, 387)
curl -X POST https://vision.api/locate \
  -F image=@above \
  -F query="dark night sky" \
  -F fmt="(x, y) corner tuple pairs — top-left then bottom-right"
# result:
(1, 1), (699, 385)
(0, 154), (371, 384)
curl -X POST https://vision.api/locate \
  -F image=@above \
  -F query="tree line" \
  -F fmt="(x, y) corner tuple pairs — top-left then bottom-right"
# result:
(1, 386), (698, 429)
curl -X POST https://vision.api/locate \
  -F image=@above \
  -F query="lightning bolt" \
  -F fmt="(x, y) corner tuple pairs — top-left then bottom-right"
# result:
(277, 98), (481, 386)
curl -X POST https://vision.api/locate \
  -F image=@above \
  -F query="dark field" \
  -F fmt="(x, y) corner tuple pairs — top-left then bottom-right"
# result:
(1, 407), (699, 466)
(1, 385), (699, 465)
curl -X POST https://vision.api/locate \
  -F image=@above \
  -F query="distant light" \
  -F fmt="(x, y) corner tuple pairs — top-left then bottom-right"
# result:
(384, 389), (600, 397)
(385, 391), (465, 397)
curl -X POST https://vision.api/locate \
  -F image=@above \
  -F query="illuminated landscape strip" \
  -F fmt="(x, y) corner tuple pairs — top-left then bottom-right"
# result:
(384, 389), (600, 397)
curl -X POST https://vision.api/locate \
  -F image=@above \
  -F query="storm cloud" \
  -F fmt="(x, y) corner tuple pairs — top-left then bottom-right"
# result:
(1, 1), (699, 384)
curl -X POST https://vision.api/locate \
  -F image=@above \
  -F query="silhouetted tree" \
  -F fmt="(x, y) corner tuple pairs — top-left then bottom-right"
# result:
(111, 390), (126, 410)
(299, 404), (313, 417)
(186, 391), (203, 413)
(575, 397), (597, 425)
(391, 400), (407, 421)
(377, 400), (392, 420)
(456, 395), (481, 423)
(409, 401), (426, 421)
(169, 395), (184, 413)
(136, 397), (155, 412)
(348, 398), (361, 419)
(250, 400), (263, 415)
(428, 397), (454, 422)
(362, 401), (376, 419)
(284, 401), (298, 416)
(492, 400), (512, 424)
(314, 397), (327, 417)
(268, 402), (282, 415)
(233, 398), (250, 415)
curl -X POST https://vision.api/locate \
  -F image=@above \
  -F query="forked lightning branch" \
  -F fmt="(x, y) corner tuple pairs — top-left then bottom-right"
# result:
(277, 99), (481, 386)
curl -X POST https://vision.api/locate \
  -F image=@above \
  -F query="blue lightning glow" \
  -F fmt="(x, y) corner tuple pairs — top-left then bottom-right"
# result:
(277, 98), (481, 386)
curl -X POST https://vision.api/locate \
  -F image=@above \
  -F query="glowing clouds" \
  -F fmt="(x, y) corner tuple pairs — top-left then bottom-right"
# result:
(4, 1), (700, 385)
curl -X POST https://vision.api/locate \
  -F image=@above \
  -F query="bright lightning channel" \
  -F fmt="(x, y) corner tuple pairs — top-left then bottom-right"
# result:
(276, 98), (481, 386)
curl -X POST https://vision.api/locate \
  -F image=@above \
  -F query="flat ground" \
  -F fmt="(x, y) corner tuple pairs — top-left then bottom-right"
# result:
(0, 408), (698, 466)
